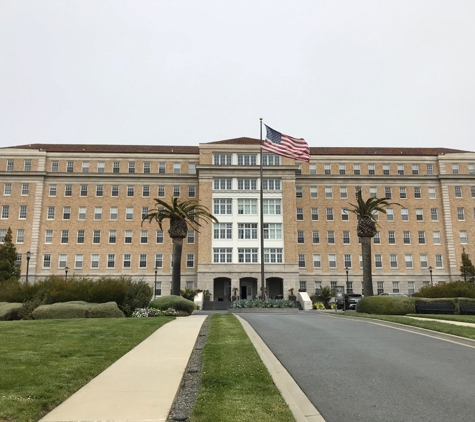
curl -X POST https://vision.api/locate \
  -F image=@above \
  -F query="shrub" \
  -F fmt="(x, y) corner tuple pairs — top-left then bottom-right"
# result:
(231, 299), (295, 308)
(121, 281), (153, 316)
(18, 295), (50, 320)
(181, 288), (198, 301)
(313, 302), (325, 310)
(32, 302), (90, 319)
(87, 302), (125, 318)
(413, 281), (475, 298)
(356, 296), (416, 315)
(149, 295), (195, 315)
(0, 302), (22, 320)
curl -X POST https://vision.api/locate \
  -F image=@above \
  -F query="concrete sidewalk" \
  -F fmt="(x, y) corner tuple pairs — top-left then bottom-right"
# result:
(40, 315), (207, 422)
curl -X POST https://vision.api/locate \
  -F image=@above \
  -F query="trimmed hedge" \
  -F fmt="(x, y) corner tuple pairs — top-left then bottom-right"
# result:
(32, 301), (125, 319)
(413, 281), (475, 298)
(0, 302), (22, 321)
(87, 302), (125, 318)
(149, 295), (195, 315)
(356, 296), (417, 315)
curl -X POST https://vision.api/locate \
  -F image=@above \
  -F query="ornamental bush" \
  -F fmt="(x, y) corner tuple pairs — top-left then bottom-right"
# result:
(32, 302), (91, 319)
(356, 296), (416, 315)
(0, 302), (22, 320)
(231, 299), (295, 308)
(413, 281), (475, 298)
(150, 295), (195, 315)
(87, 302), (125, 318)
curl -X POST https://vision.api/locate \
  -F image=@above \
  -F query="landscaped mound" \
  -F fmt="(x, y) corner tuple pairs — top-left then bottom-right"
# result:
(0, 302), (22, 320)
(413, 281), (475, 298)
(150, 295), (195, 315)
(32, 301), (125, 319)
(356, 296), (416, 315)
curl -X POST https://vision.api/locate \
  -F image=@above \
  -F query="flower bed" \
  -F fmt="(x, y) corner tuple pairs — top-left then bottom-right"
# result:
(231, 298), (295, 308)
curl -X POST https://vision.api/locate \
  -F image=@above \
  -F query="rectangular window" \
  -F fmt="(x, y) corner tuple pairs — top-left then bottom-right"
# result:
(75, 254), (83, 269)
(452, 163), (459, 174)
(455, 186), (462, 198)
(80, 185), (88, 197)
(141, 206), (149, 220)
(416, 209), (424, 221)
(214, 154), (232, 166)
(375, 254), (382, 269)
(127, 185), (135, 197)
(403, 231), (411, 244)
(61, 230), (69, 244)
(309, 163), (316, 174)
(311, 207), (318, 221)
(78, 206), (86, 220)
(51, 161), (59, 172)
(388, 231), (396, 244)
(109, 230), (116, 244)
(43, 254), (51, 268)
(98, 161), (105, 173)
(469, 164), (475, 175)
(428, 187), (436, 199)
(344, 254), (352, 268)
(263, 223), (282, 240)
(312, 254), (321, 268)
(298, 254), (306, 268)
(433, 231), (441, 244)
(408, 282), (415, 296)
(3, 183), (12, 195)
(214, 223), (232, 239)
(457, 207), (465, 220)
(94, 206), (102, 220)
(82, 161), (89, 173)
(139, 254), (147, 268)
(425, 163), (434, 175)
(471, 186), (475, 198)
(296, 187), (302, 198)
(107, 254), (116, 268)
(339, 164), (346, 175)
(430, 208), (438, 221)
(368, 164), (375, 175)
(340, 187), (347, 198)
(341, 208), (349, 221)
(0, 229), (6, 242)
(111, 185), (119, 197)
(343, 231), (350, 244)
(414, 187), (421, 198)
(158, 162), (166, 173)
(140, 230), (148, 244)
(383, 164), (390, 175)
(19, 205), (27, 219)
(386, 209), (394, 221)
(326, 208), (333, 221)
(238, 223), (258, 240)
(93, 230), (101, 244)
(16, 229), (25, 243)
(297, 230), (305, 244)
(460, 230), (468, 244)
(420, 254), (428, 269)
(142, 185), (150, 197)
(173, 186), (180, 197)
(399, 187), (407, 199)
(237, 179), (257, 190)
(353, 164), (360, 175)
(296, 207), (304, 220)
(91, 254), (100, 269)
(418, 231), (426, 244)
(377, 282), (384, 295)
(112, 161), (120, 173)
(156, 185), (165, 197)
(64, 185), (72, 196)
(1, 205), (9, 219)
(328, 254), (337, 268)
(45, 230), (53, 244)
(238, 199), (257, 215)
(213, 248), (233, 263)
(412, 164), (419, 175)
(123, 254), (131, 268)
(128, 162), (135, 173)
(214, 178), (232, 190)
(58, 254), (67, 269)
(401, 208), (408, 221)
(173, 163), (181, 174)
(77, 230), (85, 244)
(155, 253), (163, 268)
(188, 163), (196, 174)
(392, 281), (400, 293)
(324, 186), (332, 198)
(405, 254), (413, 269)
(263, 199), (281, 215)
(384, 187), (392, 199)
(47, 206), (55, 220)
(187, 230), (195, 244)
(237, 154), (257, 166)
(354, 186), (361, 198)
(125, 207), (134, 220)
(67, 161), (74, 172)
(109, 206), (118, 220)
(373, 232), (381, 244)
(143, 162), (150, 174)
(370, 187), (377, 198)
(214, 199), (233, 215)
(310, 187), (318, 198)
(186, 254), (194, 268)
(124, 229), (133, 245)
(156, 230), (164, 243)
(96, 185), (103, 197)
(397, 164), (404, 175)
(312, 230), (320, 244)
(435, 254), (443, 268)
(188, 186), (196, 197)
(238, 248), (258, 263)
(390, 254), (398, 268)
(324, 164), (331, 174)
(49, 184), (57, 196)
(264, 248), (283, 263)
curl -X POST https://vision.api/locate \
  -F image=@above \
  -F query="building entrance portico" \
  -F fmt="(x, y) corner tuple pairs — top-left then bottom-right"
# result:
(267, 277), (284, 299)
(240, 277), (257, 300)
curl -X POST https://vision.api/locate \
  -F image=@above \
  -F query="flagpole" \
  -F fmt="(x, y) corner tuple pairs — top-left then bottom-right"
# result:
(259, 118), (265, 300)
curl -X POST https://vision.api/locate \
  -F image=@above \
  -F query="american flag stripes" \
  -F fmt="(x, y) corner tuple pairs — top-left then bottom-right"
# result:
(261, 125), (310, 162)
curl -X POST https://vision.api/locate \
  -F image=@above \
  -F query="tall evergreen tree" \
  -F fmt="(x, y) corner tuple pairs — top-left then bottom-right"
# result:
(0, 227), (21, 283)
(460, 248), (475, 282)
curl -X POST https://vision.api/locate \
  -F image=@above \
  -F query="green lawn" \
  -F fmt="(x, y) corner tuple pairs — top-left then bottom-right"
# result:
(190, 314), (295, 422)
(0, 317), (174, 422)
(342, 313), (475, 340)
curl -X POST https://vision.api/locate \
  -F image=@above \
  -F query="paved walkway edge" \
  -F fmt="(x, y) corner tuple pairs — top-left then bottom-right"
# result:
(235, 315), (326, 422)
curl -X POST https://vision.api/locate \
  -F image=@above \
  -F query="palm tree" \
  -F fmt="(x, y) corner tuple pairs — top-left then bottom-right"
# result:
(348, 191), (400, 297)
(143, 197), (218, 296)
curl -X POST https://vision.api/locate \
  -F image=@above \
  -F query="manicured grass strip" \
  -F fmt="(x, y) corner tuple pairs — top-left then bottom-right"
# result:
(342, 313), (475, 340)
(190, 314), (295, 422)
(405, 314), (475, 324)
(0, 317), (174, 422)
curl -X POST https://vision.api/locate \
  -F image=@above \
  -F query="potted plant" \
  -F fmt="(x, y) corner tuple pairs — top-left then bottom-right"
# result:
(288, 288), (297, 301)
(203, 290), (211, 301)
(316, 286), (332, 309)
(232, 287), (239, 301)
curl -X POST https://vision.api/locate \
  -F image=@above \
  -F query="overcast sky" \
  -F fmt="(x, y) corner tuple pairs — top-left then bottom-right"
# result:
(1, 1), (475, 151)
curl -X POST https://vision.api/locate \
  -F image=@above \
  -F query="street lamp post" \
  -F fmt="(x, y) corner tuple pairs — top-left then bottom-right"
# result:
(345, 266), (349, 311)
(26, 251), (31, 285)
(428, 266), (433, 286)
(65, 266), (69, 280)
(154, 267), (158, 297)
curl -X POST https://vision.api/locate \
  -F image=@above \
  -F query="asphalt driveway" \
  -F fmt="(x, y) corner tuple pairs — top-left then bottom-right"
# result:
(240, 312), (475, 422)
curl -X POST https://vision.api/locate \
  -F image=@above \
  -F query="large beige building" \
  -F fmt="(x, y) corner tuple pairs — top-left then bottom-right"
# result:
(1, 139), (475, 300)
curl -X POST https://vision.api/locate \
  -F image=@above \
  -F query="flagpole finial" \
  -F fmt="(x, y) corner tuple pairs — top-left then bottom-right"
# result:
(260, 117), (263, 120)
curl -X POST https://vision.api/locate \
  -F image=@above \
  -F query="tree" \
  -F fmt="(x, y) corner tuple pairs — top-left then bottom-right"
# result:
(460, 248), (475, 282)
(0, 227), (21, 283)
(143, 197), (218, 296)
(348, 191), (400, 297)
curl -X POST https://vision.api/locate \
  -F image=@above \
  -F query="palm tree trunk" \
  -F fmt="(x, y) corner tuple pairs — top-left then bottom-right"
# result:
(171, 237), (183, 296)
(361, 237), (374, 296)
